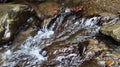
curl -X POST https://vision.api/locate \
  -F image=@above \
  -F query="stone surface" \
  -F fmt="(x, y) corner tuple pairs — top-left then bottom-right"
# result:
(79, 0), (120, 16)
(0, 4), (32, 42)
(100, 24), (120, 42)
(38, 2), (59, 17)
(45, 0), (120, 16)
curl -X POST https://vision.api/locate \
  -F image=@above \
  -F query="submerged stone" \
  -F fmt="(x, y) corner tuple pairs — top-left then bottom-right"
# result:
(0, 4), (32, 43)
(100, 24), (120, 42)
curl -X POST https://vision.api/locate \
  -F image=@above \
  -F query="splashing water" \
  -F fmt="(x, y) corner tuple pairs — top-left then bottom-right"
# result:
(0, 8), (105, 67)
(1, 26), (54, 67)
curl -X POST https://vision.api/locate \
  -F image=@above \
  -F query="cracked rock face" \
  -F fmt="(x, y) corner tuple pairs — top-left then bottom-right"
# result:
(0, 4), (32, 43)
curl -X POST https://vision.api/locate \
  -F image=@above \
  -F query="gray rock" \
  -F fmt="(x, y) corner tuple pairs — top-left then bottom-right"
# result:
(100, 24), (120, 42)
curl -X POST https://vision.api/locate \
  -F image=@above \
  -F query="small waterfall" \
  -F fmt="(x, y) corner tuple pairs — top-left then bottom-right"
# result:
(0, 8), (103, 67)
(1, 25), (54, 67)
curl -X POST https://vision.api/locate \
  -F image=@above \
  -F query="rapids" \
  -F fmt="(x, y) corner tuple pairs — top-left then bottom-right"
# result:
(0, 8), (119, 67)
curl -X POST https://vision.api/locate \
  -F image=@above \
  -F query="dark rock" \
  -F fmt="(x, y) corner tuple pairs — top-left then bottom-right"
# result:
(0, 4), (32, 44)
(79, 59), (101, 67)
(0, 0), (13, 3)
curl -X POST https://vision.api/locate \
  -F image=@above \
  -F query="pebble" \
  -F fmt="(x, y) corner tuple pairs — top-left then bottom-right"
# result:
(105, 60), (114, 67)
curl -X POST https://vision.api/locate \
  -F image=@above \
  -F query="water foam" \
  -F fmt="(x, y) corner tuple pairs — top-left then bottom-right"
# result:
(1, 26), (54, 67)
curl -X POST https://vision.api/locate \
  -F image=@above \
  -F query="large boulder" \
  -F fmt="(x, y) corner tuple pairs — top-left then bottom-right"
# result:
(100, 24), (120, 42)
(0, 4), (32, 43)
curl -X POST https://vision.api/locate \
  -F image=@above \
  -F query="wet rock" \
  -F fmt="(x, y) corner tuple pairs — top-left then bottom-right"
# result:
(11, 27), (37, 51)
(105, 60), (114, 67)
(40, 38), (109, 67)
(41, 43), (80, 67)
(78, 38), (120, 67)
(41, 18), (51, 27)
(99, 12), (116, 17)
(79, 59), (101, 67)
(38, 2), (59, 17)
(51, 0), (120, 16)
(96, 35), (120, 67)
(0, 4), (32, 43)
(79, 0), (120, 16)
(79, 39), (108, 58)
(97, 50), (120, 67)
(100, 24), (120, 42)
(54, 0), (81, 7)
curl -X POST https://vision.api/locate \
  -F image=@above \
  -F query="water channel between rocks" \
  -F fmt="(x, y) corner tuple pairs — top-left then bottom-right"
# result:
(0, 7), (120, 67)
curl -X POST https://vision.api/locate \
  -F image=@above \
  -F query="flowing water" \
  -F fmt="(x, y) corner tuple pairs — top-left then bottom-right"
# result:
(0, 8), (120, 67)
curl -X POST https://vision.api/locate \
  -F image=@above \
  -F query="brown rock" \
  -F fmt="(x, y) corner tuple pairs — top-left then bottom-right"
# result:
(79, 0), (120, 16)
(38, 2), (59, 17)
(80, 59), (101, 67)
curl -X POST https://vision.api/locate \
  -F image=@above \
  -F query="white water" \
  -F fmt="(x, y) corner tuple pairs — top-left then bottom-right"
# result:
(0, 7), (103, 67)
(1, 26), (54, 67)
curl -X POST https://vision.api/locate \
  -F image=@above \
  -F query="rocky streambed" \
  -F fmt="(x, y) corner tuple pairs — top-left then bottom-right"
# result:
(0, 0), (120, 67)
